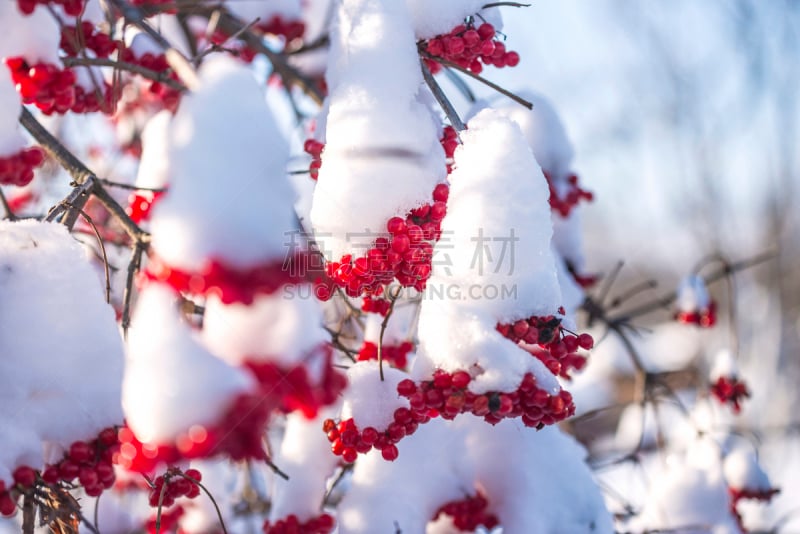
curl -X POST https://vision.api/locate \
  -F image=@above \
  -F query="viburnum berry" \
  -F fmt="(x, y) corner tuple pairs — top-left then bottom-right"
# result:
(434, 491), (499, 532)
(544, 170), (594, 218)
(263, 512), (335, 534)
(0, 147), (44, 187)
(421, 19), (521, 74)
(357, 340), (413, 369)
(127, 190), (166, 224)
(146, 468), (203, 508)
(710, 375), (750, 413)
(16, 0), (85, 16)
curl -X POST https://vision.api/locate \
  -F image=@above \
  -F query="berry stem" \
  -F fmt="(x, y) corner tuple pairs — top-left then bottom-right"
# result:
(175, 473), (230, 534)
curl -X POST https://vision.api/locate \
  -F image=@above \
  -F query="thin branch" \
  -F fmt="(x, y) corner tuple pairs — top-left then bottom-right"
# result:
(482, 2), (532, 7)
(122, 242), (145, 338)
(99, 178), (167, 192)
(61, 56), (186, 91)
(418, 51), (533, 110)
(377, 286), (402, 381)
(72, 206), (112, 303)
(421, 59), (466, 133)
(154, 477), (169, 534)
(0, 188), (17, 220)
(175, 472), (230, 534)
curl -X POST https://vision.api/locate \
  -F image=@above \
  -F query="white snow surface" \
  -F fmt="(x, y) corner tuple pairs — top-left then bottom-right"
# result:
(710, 348), (738, 380)
(310, 0), (446, 261)
(149, 56), (298, 270)
(135, 110), (172, 190)
(269, 410), (340, 522)
(123, 286), (254, 443)
(341, 361), (410, 430)
(0, 4), (60, 64)
(415, 300), (560, 395)
(0, 221), (124, 482)
(338, 419), (613, 533)
(433, 108), (562, 322)
(225, 0), (302, 22)
(0, 69), (24, 157)
(724, 448), (772, 492)
(406, 1), (503, 40)
(202, 290), (329, 369)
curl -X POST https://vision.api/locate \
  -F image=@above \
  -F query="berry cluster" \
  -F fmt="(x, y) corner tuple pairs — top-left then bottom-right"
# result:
(422, 21), (519, 75)
(323, 415), (409, 463)
(544, 171), (594, 218)
(243, 346), (347, 419)
(361, 296), (391, 315)
(675, 300), (717, 327)
(40, 427), (120, 497)
(60, 22), (117, 58)
(144, 505), (184, 534)
(117, 49), (182, 113)
(0, 147), (44, 187)
(263, 513), (335, 534)
(147, 468), (202, 508)
(144, 252), (307, 305)
(496, 314), (594, 379)
(127, 190), (166, 224)
(356, 340), (414, 370)
(5, 57), (111, 115)
(117, 393), (271, 473)
(16, 0), (84, 16)
(321, 183), (449, 297)
(257, 15), (306, 44)
(441, 125), (458, 174)
(303, 139), (324, 180)
(710, 376), (750, 414)
(398, 370), (575, 428)
(433, 492), (499, 532)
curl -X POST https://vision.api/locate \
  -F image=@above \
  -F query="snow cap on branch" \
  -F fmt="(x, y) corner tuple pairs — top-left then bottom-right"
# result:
(310, 0), (446, 260)
(0, 220), (124, 481)
(149, 56), (297, 270)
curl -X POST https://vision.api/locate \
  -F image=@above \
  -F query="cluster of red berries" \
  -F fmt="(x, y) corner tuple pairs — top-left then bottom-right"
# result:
(441, 125), (458, 174)
(16, 0), (83, 16)
(144, 505), (184, 534)
(5, 57), (112, 115)
(398, 370), (575, 428)
(117, 49), (182, 113)
(323, 414), (411, 463)
(497, 314), (594, 379)
(433, 492), (499, 532)
(422, 21), (519, 75)
(710, 375), (750, 414)
(144, 252), (307, 305)
(243, 347), (347, 419)
(321, 183), (449, 297)
(117, 393), (271, 473)
(544, 171), (594, 218)
(0, 147), (44, 187)
(361, 296), (391, 315)
(257, 15), (306, 44)
(127, 190), (166, 224)
(676, 301), (717, 328)
(263, 513), (335, 534)
(60, 22), (117, 58)
(0, 427), (120, 516)
(303, 139), (324, 180)
(147, 468), (202, 508)
(356, 340), (414, 370)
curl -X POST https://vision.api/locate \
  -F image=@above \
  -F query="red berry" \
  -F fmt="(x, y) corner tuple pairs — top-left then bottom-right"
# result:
(13, 466), (36, 488)
(381, 445), (399, 461)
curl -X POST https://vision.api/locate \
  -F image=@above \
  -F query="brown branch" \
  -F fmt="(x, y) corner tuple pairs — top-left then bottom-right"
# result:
(61, 56), (187, 91)
(421, 59), (466, 133)
(0, 188), (16, 220)
(122, 242), (145, 339)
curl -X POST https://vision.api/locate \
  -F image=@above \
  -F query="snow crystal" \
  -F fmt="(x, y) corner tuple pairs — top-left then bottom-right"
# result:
(149, 56), (298, 270)
(123, 286), (254, 443)
(0, 220), (124, 481)
(310, 0), (446, 260)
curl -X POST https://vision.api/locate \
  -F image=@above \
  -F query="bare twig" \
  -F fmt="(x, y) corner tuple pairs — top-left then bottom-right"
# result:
(175, 472), (230, 534)
(421, 59), (466, 133)
(122, 242), (145, 338)
(61, 56), (186, 91)
(0, 188), (17, 220)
